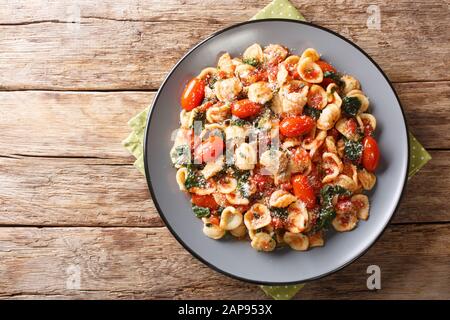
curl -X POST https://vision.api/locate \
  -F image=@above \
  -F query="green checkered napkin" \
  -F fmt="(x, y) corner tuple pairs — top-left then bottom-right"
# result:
(122, 0), (431, 300)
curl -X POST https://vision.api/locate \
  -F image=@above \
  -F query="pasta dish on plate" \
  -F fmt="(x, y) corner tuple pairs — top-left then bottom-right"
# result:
(169, 43), (380, 252)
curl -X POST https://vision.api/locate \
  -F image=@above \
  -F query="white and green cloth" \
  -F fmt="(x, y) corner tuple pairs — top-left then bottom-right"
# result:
(122, 0), (431, 300)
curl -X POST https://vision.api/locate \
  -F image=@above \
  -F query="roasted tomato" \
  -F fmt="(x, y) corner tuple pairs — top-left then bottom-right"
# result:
(194, 136), (224, 163)
(181, 78), (205, 111)
(316, 60), (337, 88)
(231, 99), (262, 118)
(280, 116), (315, 137)
(362, 136), (380, 172)
(191, 194), (219, 210)
(291, 174), (317, 209)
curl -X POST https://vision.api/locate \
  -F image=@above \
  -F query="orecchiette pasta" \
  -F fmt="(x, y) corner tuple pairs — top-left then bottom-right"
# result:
(247, 81), (273, 104)
(214, 77), (242, 102)
(172, 44), (380, 252)
(269, 190), (297, 208)
(251, 232), (276, 252)
(219, 207), (243, 230)
(284, 232), (309, 251)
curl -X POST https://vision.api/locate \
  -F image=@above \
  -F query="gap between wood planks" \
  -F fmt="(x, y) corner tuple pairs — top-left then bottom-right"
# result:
(1, 79), (450, 92)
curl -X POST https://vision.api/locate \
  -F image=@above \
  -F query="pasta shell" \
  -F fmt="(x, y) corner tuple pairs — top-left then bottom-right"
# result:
(244, 204), (271, 230)
(308, 231), (324, 248)
(235, 64), (257, 85)
(202, 155), (224, 179)
(322, 152), (344, 183)
(332, 211), (358, 232)
(279, 80), (309, 114)
(358, 169), (377, 190)
(243, 43), (264, 64)
(270, 92), (283, 115)
(324, 136), (338, 154)
(251, 232), (276, 252)
(175, 167), (188, 191)
(334, 174), (359, 193)
(202, 218), (226, 239)
(284, 55), (300, 65)
(341, 75), (361, 95)
(282, 137), (302, 150)
(197, 67), (217, 80)
(352, 194), (370, 220)
(283, 232), (309, 251)
(307, 85), (328, 110)
(300, 48), (320, 62)
(247, 81), (273, 104)
(335, 118), (360, 141)
(357, 113), (377, 131)
(326, 83), (342, 108)
(269, 190), (297, 208)
(216, 176), (238, 194)
(347, 91), (369, 113)
(317, 103), (341, 131)
(220, 206), (243, 230)
(297, 57), (323, 83)
(214, 78), (242, 102)
(230, 223), (247, 238)
(235, 142), (257, 170)
(277, 63), (289, 86)
(217, 52), (235, 74)
(286, 201), (309, 233)
(264, 44), (288, 64)
(206, 104), (230, 123)
(226, 192), (249, 205)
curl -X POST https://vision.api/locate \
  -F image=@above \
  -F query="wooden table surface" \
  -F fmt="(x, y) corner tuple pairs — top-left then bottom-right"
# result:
(1, 0), (449, 299)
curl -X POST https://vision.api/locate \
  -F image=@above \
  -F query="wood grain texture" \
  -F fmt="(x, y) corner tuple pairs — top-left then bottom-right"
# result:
(0, 224), (448, 299)
(0, 0), (449, 90)
(0, 83), (448, 161)
(0, 151), (448, 227)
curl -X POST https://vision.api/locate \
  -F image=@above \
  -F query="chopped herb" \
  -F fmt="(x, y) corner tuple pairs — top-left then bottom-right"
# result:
(323, 71), (344, 87)
(243, 58), (259, 67)
(303, 105), (322, 119)
(342, 96), (361, 117)
(184, 165), (207, 190)
(192, 205), (211, 218)
(313, 185), (351, 232)
(344, 139), (363, 163)
(234, 169), (251, 198)
(270, 207), (288, 220)
(170, 144), (190, 167)
(230, 117), (249, 127)
(254, 108), (272, 129)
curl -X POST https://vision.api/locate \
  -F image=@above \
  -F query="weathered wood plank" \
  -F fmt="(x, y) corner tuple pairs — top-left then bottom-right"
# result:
(0, 0), (448, 90)
(0, 224), (448, 299)
(0, 151), (448, 227)
(0, 83), (448, 162)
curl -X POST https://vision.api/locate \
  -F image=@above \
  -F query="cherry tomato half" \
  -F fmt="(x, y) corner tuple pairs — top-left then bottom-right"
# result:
(231, 99), (262, 119)
(181, 78), (205, 111)
(362, 136), (380, 172)
(291, 174), (317, 209)
(191, 194), (219, 210)
(279, 116), (315, 137)
(194, 136), (224, 163)
(316, 60), (336, 88)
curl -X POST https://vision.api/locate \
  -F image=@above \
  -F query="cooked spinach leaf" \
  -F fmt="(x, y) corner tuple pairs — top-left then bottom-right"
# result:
(313, 185), (351, 232)
(342, 96), (361, 117)
(234, 169), (251, 198)
(344, 139), (363, 163)
(230, 117), (249, 127)
(192, 205), (211, 218)
(323, 71), (344, 87)
(270, 207), (288, 220)
(184, 165), (207, 190)
(243, 58), (259, 67)
(303, 105), (322, 119)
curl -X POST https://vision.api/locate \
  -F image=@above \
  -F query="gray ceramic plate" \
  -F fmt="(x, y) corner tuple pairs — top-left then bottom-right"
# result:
(144, 19), (409, 284)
